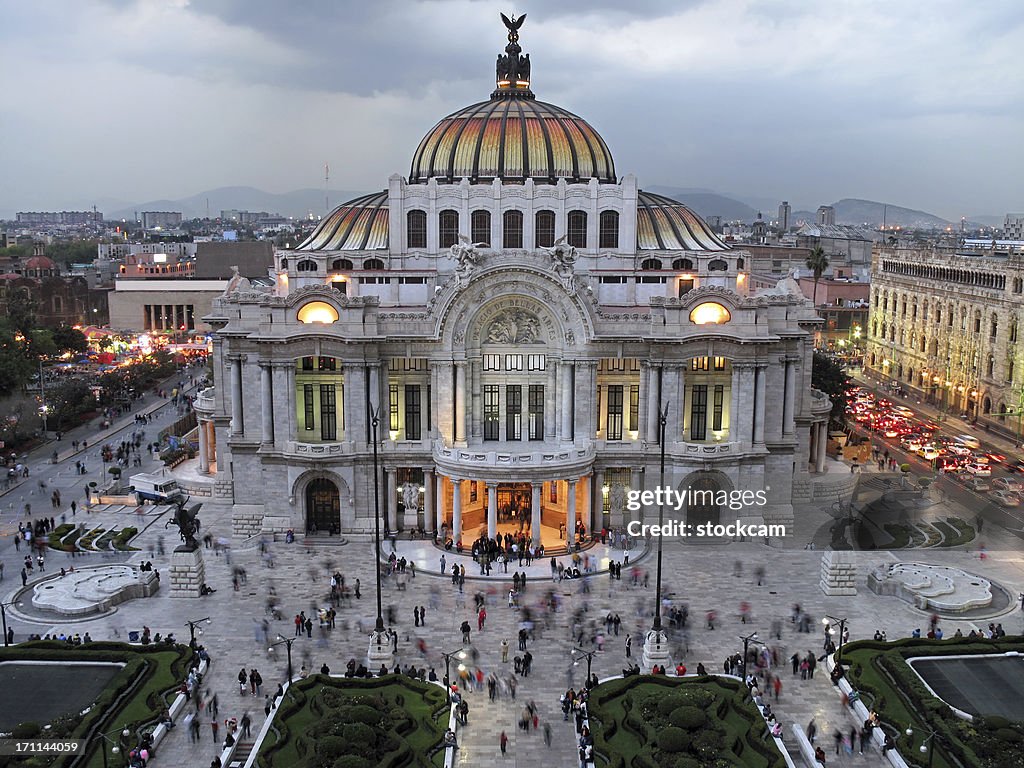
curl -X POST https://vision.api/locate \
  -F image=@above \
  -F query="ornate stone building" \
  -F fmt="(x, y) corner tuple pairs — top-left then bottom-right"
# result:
(866, 244), (1024, 432)
(194, 18), (829, 544)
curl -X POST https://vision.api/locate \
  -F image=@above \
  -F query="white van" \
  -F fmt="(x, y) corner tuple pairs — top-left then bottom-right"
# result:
(954, 435), (981, 450)
(129, 472), (184, 504)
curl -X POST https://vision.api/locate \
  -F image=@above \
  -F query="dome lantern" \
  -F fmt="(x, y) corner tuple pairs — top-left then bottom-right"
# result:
(492, 13), (533, 99)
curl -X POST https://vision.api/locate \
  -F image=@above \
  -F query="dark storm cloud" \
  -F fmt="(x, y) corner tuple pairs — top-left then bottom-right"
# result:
(1, 0), (1021, 219)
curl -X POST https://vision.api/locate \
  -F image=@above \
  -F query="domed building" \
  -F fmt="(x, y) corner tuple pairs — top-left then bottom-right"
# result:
(196, 17), (830, 545)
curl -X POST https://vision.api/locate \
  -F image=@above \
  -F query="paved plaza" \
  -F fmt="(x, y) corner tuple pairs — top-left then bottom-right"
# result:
(0, 385), (1022, 767)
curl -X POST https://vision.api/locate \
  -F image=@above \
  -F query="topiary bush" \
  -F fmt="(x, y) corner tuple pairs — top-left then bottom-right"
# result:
(658, 726), (691, 753)
(669, 705), (706, 730)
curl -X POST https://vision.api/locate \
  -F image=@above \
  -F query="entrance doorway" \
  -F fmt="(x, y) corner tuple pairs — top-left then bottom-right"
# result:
(305, 478), (340, 534)
(497, 482), (531, 526)
(686, 473), (722, 529)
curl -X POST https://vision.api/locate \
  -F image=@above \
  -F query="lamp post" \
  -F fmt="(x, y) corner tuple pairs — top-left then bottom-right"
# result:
(573, 646), (597, 686)
(906, 727), (937, 768)
(370, 405), (385, 635)
(823, 615), (848, 663)
(94, 725), (131, 768)
(270, 635), (295, 682)
(739, 631), (759, 679)
(653, 404), (668, 635)
(38, 359), (47, 437)
(440, 647), (467, 702)
(184, 616), (211, 650)
(0, 600), (21, 647)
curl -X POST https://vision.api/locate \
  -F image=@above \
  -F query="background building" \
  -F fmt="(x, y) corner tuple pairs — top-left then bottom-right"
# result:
(140, 211), (183, 229)
(866, 244), (1024, 438)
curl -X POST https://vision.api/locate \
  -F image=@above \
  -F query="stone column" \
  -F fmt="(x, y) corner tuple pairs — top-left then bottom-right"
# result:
(531, 482), (542, 546)
(386, 468), (398, 533)
(630, 468), (642, 521)
(273, 363), (291, 447)
(560, 362), (574, 440)
(424, 469), (435, 535)
(230, 357), (244, 435)
(782, 357), (796, 438)
(663, 365), (681, 442)
(574, 361), (595, 440)
(753, 364), (767, 448)
(593, 469), (604, 535)
(260, 363), (274, 445)
(638, 362), (650, 442)
(729, 365), (741, 443)
(487, 483), (497, 540)
(455, 362), (467, 443)
(470, 359), (482, 440)
(589, 363), (599, 437)
(815, 423), (827, 473)
(597, 381), (607, 438)
(647, 364), (661, 443)
(368, 364), (381, 425)
(436, 474), (445, 535)
(197, 420), (210, 473)
(452, 479), (463, 543)
(545, 364), (557, 440)
(566, 479), (577, 547)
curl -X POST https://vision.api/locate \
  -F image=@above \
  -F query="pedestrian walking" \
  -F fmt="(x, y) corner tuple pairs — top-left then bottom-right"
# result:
(500, 730), (508, 755)
(501, 638), (509, 663)
(211, 718), (219, 742)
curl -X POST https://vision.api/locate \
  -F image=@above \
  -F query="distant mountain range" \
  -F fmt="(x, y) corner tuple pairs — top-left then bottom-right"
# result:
(8, 184), (1005, 232)
(107, 186), (370, 221)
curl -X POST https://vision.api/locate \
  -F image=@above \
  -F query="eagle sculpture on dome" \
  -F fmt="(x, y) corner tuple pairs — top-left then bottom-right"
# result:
(501, 12), (526, 35)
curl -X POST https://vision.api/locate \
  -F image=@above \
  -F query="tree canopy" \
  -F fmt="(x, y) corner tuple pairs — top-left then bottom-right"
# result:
(812, 351), (851, 423)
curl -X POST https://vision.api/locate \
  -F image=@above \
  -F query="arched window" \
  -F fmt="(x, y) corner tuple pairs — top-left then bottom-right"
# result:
(708, 259), (728, 271)
(438, 210), (459, 249)
(471, 210), (491, 246)
(599, 210), (619, 249)
(673, 258), (694, 270)
(503, 210), (523, 249)
(407, 210), (427, 249)
(736, 257), (745, 269)
(991, 314), (998, 338)
(296, 259), (317, 272)
(535, 210), (555, 248)
(567, 210), (587, 248)
(640, 258), (662, 270)
(362, 258), (385, 270)
(280, 258), (288, 269)
(331, 258), (353, 271)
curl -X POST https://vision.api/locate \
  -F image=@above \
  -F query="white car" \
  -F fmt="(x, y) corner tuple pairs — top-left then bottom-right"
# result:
(965, 462), (992, 477)
(992, 489), (1021, 507)
(992, 477), (1024, 493)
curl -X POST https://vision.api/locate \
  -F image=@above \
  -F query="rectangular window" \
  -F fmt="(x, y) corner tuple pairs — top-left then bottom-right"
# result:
(470, 481), (478, 503)
(629, 384), (640, 432)
(505, 354), (523, 371)
(549, 481), (558, 504)
(303, 384), (315, 431)
(483, 354), (501, 371)
(404, 385), (421, 440)
(606, 384), (624, 441)
(714, 357), (727, 371)
(712, 385), (724, 431)
(389, 384), (399, 431)
(690, 384), (708, 441)
(339, 384), (345, 433)
(426, 384), (431, 434)
(678, 279), (695, 297)
(599, 275), (627, 284)
(483, 385), (500, 440)
(318, 356), (336, 371)
(527, 354), (546, 371)
(528, 385), (544, 440)
(691, 357), (709, 371)
(506, 385), (522, 440)
(302, 356), (314, 371)
(320, 384), (337, 440)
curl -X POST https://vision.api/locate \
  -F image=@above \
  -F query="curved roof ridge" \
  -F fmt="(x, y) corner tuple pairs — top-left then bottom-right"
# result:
(295, 191), (389, 251)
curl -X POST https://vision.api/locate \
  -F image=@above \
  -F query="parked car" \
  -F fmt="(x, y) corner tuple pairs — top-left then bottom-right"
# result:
(992, 489), (1021, 507)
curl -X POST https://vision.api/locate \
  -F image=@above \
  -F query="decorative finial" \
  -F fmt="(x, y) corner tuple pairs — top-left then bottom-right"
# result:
(493, 12), (533, 99)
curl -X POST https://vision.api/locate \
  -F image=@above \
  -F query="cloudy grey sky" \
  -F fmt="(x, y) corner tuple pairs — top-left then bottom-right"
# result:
(1, 0), (1021, 220)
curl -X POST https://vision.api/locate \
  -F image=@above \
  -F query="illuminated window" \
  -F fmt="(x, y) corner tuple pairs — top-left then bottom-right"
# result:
(297, 302), (339, 324)
(689, 302), (731, 325)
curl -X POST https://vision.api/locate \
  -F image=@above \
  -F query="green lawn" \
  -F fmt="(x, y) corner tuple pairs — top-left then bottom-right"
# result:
(0, 642), (191, 768)
(586, 675), (785, 768)
(842, 638), (1024, 768)
(257, 675), (450, 768)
